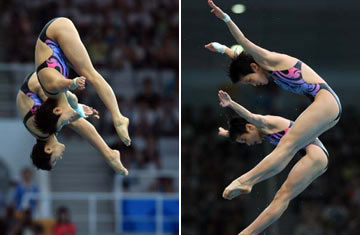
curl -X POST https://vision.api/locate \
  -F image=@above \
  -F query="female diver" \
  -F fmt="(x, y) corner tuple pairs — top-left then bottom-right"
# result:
(206, 1), (341, 233)
(16, 72), (128, 175)
(35, 17), (131, 146)
(218, 90), (328, 234)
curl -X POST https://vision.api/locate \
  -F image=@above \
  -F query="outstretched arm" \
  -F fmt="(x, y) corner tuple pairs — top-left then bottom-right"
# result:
(204, 42), (237, 59)
(218, 90), (267, 128)
(64, 92), (100, 119)
(207, 0), (285, 69)
(65, 91), (78, 108)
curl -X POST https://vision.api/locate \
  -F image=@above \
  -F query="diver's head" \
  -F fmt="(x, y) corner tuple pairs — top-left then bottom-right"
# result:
(30, 135), (65, 171)
(34, 97), (79, 135)
(229, 117), (263, 146)
(229, 52), (269, 86)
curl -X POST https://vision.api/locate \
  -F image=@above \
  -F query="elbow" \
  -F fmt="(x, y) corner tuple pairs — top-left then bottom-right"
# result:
(70, 94), (78, 105)
(256, 50), (271, 65)
(262, 51), (272, 61)
(253, 115), (266, 128)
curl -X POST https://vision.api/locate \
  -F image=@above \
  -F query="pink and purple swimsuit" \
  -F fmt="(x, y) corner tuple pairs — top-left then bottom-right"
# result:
(266, 121), (328, 157)
(268, 61), (341, 120)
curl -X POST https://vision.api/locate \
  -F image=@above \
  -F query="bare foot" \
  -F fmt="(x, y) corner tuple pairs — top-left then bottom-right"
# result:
(223, 179), (252, 200)
(114, 117), (131, 146)
(107, 150), (128, 176)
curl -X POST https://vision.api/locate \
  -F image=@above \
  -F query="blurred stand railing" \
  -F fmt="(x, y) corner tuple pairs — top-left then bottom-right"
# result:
(114, 170), (179, 235)
(23, 170), (179, 235)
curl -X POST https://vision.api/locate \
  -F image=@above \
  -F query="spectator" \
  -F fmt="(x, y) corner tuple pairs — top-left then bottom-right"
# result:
(138, 136), (161, 169)
(135, 78), (161, 110)
(12, 167), (39, 213)
(10, 208), (43, 235)
(53, 206), (76, 235)
(0, 205), (16, 234)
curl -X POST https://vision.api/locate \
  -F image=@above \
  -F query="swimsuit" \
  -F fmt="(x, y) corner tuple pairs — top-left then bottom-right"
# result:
(36, 18), (71, 96)
(266, 121), (329, 157)
(268, 61), (342, 120)
(20, 72), (49, 140)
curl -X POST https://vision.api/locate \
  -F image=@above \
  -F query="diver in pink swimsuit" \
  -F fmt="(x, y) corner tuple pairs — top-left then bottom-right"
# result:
(217, 90), (329, 234)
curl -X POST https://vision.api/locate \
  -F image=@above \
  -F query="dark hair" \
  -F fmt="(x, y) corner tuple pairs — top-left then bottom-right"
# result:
(30, 140), (52, 171)
(228, 52), (256, 83)
(34, 98), (60, 135)
(228, 117), (249, 142)
(57, 206), (70, 223)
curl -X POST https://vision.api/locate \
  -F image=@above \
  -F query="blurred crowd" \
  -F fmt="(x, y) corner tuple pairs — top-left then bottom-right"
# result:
(101, 77), (178, 193)
(0, 0), (179, 193)
(72, 76), (178, 178)
(0, 167), (76, 235)
(0, 0), (178, 70)
(0, 206), (76, 235)
(182, 102), (360, 235)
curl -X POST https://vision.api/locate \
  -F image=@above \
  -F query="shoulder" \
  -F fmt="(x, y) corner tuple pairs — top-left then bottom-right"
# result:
(262, 115), (290, 133)
(262, 53), (299, 71)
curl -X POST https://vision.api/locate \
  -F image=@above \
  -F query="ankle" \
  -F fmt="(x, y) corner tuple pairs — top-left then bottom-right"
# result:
(236, 177), (251, 186)
(104, 149), (116, 160)
(114, 116), (128, 125)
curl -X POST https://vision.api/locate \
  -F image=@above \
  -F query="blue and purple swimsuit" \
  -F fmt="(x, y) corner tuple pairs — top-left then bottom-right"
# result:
(20, 72), (49, 140)
(36, 18), (71, 96)
(268, 61), (342, 120)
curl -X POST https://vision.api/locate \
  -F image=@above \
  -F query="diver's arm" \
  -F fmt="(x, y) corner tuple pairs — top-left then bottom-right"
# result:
(204, 42), (237, 59)
(218, 90), (268, 128)
(218, 127), (230, 137)
(65, 91), (79, 109)
(207, 0), (285, 69)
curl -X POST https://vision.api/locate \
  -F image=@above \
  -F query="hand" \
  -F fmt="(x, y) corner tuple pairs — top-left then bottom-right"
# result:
(204, 42), (225, 54)
(218, 90), (232, 107)
(218, 127), (229, 137)
(208, 0), (227, 20)
(74, 76), (86, 90)
(81, 104), (100, 119)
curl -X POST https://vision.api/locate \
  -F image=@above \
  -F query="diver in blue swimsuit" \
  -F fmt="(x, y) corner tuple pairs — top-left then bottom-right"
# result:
(35, 17), (131, 146)
(16, 72), (128, 174)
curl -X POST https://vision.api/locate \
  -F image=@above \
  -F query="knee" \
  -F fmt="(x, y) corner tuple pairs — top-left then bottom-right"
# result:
(312, 154), (328, 173)
(274, 186), (292, 205)
(318, 155), (328, 171)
